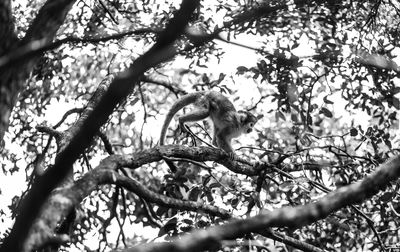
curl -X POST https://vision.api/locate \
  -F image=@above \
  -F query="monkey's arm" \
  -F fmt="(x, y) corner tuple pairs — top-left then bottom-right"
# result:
(215, 129), (234, 154)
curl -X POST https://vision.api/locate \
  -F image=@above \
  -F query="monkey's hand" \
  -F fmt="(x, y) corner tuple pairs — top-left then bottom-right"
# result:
(226, 152), (254, 166)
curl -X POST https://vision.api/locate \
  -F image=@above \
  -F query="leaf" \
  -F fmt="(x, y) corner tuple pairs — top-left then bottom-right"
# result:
(183, 219), (194, 225)
(320, 107), (333, 118)
(300, 135), (311, 146)
(385, 140), (392, 149)
(208, 182), (220, 189)
(392, 87), (400, 94)
(291, 113), (298, 122)
(280, 181), (296, 192)
(159, 217), (178, 236)
(379, 192), (393, 203)
(389, 112), (397, 120)
(197, 219), (209, 228)
(217, 73), (226, 83)
(275, 111), (286, 121)
(323, 96), (334, 104)
(294, 177), (309, 184)
(131, 97), (140, 105)
(180, 225), (192, 232)
(230, 197), (239, 208)
(206, 191), (214, 202)
(350, 128), (358, 136)
(291, 41), (299, 49)
(188, 187), (201, 201)
(236, 66), (248, 74)
(202, 176), (212, 186)
(393, 97), (400, 110)
(314, 17), (327, 22)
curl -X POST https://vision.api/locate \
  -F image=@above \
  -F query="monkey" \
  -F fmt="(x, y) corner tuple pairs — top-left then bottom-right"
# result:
(159, 91), (258, 172)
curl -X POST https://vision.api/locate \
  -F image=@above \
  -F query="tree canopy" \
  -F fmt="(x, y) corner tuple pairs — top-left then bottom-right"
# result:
(1, 0), (400, 251)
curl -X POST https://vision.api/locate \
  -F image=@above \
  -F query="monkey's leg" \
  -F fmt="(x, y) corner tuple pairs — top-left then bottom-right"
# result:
(164, 110), (209, 173)
(216, 129), (234, 156)
(178, 109), (209, 133)
(212, 130), (218, 146)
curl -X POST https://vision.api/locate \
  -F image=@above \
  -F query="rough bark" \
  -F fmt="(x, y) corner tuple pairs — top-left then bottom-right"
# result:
(25, 145), (324, 251)
(0, 0), (77, 145)
(0, 1), (200, 251)
(0, 0), (19, 149)
(118, 155), (400, 252)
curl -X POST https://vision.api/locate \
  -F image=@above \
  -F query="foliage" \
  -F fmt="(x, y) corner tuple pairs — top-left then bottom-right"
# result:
(1, 0), (400, 251)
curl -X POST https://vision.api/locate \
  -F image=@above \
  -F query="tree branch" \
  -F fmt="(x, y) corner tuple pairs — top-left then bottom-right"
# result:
(0, 0), (78, 145)
(260, 230), (324, 252)
(141, 76), (186, 96)
(24, 150), (231, 250)
(0, 0), (200, 251)
(22, 0), (77, 44)
(0, 29), (159, 71)
(0, 0), (19, 56)
(24, 145), (323, 251)
(118, 155), (400, 252)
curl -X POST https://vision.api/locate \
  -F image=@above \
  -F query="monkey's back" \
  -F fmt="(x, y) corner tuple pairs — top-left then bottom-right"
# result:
(201, 91), (239, 128)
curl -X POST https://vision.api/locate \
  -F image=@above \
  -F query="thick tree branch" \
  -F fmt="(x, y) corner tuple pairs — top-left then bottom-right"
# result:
(0, 0), (305, 72)
(23, 74), (115, 251)
(25, 143), (393, 251)
(36, 76), (112, 152)
(0, 0), (18, 56)
(0, 0), (78, 146)
(0, 1), (200, 251)
(101, 170), (231, 218)
(117, 155), (400, 252)
(22, 0), (76, 44)
(25, 143), (261, 250)
(0, 29), (159, 71)
(25, 145), (322, 251)
(24, 151), (231, 250)
(112, 167), (323, 252)
(126, 145), (259, 175)
(59, 75), (113, 151)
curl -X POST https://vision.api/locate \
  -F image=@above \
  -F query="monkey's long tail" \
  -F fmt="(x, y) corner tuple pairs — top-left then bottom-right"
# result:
(159, 92), (204, 173)
(159, 91), (204, 145)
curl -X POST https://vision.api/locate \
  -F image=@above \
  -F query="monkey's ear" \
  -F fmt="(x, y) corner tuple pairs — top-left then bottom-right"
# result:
(237, 111), (247, 123)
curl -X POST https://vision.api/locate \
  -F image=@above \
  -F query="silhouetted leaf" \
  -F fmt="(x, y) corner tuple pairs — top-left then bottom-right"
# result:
(237, 66), (248, 74)
(379, 192), (393, 203)
(320, 107), (333, 118)
(350, 128), (358, 136)
(323, 96), (334, 104)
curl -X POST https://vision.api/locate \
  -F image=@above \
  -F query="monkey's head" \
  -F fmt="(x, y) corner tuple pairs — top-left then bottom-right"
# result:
(238, 111), (259, 134)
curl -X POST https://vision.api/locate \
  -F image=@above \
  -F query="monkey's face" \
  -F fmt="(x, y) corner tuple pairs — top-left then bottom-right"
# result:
(243, 121), (255, 133)
(238, 111), (258, 134)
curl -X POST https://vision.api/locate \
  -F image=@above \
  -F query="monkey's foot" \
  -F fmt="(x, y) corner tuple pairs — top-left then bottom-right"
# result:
(226, 152), (253, 166)
(227, 152), (236, 161)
